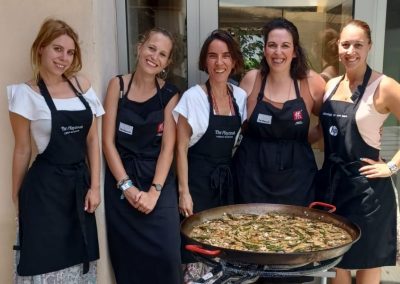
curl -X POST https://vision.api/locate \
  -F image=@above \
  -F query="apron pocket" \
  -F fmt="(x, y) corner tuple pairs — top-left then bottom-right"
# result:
(335, 175), (380, 217)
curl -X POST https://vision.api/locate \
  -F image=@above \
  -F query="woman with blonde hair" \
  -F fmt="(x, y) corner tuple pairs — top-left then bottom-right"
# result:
(103, 27), (181, 284)
(8, 18), (103, 282)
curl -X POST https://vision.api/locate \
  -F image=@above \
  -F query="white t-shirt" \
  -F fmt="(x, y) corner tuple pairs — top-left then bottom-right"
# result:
(7, 83), (105, 153)
(173, 84), (247, 147)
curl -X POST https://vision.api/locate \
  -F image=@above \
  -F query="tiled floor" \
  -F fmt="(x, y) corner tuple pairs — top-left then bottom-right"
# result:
(380, 266), (400, 284)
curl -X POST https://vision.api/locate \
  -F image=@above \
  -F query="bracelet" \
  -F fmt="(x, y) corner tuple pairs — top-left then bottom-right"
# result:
(387, 161), (399, 175)
(119, 179), (133, 200)
(116, 176), (129, 188)
(119, 179), (133, 191)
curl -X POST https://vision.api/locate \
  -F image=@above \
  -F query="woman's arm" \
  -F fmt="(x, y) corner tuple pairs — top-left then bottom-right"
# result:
(360, 76), (400, 178)
(176, 114), (193, 217)
(240, 69), (260, 120)
(9, 113), (32, 212)
(84, 117), (101, 213)
(135, 93), (180, 214)
(102, 76), (140, 207)
(307, 69), (326, 117)
(239, 69), (258, 96)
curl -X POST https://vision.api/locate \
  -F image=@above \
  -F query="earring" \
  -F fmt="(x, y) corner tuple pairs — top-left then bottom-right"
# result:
(158, 68), (168, 80)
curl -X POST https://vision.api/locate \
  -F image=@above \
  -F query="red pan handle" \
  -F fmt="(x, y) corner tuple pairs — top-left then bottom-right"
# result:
(185, 244), (221, 256)
(309, 201), (336, 213)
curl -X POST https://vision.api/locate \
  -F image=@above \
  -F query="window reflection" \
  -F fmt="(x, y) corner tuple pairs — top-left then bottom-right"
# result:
(383, 0), (400, 188)
(218, 0), (353, 80)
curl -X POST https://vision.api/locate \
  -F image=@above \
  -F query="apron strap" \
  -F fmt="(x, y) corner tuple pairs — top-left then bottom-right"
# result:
(257, 75), (267, 102)
(210, 165), (234, 205)
(205, 80), (215, 115)
(37, 78), (57, 112)
(327, 65), (372, 106)
(63, 74), (82, 96)
(294, 79), (300, 99)
(117, 75), (124, 98)
(66, 162), (91, 274)
(117, 73), (135, 98)
(205, 80), (240, 119)
(126, 73), (134, 96)
(351, 65), (372, 103)
(155, 78), (163, 108)
(227, 83), (241, 120)
(63, 76), (92, 111)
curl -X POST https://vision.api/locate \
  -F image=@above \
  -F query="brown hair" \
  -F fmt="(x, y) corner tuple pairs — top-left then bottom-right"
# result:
(31, 18), (82, 81)
(198, 29), (244, 76)
(341, 19), (372, 44)
(321, 28), (339, 66)
(260, 18), (309, 79)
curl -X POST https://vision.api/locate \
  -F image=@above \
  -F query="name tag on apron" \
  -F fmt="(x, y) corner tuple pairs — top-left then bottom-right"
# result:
(257, 113), (272, 124)
(119, 122), (134, 135)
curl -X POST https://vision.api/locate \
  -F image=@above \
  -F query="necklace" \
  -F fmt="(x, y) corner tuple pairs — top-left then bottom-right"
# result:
(206, 81), (235, 115)
(210, 89), (235, 115)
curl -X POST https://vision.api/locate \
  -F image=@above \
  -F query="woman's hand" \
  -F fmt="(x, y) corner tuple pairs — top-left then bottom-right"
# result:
(179, 191), (193, 217)
(134, 189), (160, 214)
(123, 186), (141, 208)
(84, 188), (101, 213)
(359, 158), (392, 178)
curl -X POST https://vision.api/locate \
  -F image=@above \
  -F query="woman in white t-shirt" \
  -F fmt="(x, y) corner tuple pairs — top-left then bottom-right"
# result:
(7, 18), (104, 283)
(174, 29), (247, 281)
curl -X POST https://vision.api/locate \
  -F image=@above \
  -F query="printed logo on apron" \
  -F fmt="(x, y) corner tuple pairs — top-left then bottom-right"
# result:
(214, 129), (236, 139)
(329, 125), (338, 136)
(257, 113), (272, 124)
(61, 125), (84, 135)
(292, 110), (304, 125)
(156, 122), (164, 136)
(119, 122), (134, 135)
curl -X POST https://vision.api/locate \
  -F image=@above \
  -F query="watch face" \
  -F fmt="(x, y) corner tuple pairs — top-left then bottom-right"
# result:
(152, 183), (162, 191)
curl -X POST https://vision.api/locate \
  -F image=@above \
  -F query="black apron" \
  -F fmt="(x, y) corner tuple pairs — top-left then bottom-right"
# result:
(104, 75), (182, 284)
(188, 81), (241, 213)
(17, 77), (99, 276)
(182, 81), (241, 264)
(233, 75), (317, 206)
(318, 66), (397, 269)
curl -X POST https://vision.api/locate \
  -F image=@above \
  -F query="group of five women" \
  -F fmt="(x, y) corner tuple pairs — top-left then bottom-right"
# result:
(8, 16), (400, 284)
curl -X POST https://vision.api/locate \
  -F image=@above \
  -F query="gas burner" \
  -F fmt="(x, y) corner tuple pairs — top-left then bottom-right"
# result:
(190, 254), (340, 284)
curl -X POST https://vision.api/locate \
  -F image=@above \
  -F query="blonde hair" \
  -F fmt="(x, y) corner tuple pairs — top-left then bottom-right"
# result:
(31, 18), (82, 81)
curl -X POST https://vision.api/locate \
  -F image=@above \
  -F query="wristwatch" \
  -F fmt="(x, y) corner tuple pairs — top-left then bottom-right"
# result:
(387, 161), (399, 175)
(151, 183), (163, 192)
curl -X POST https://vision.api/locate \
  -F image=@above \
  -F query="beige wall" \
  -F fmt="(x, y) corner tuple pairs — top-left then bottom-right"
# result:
(0, 0), (119, 283)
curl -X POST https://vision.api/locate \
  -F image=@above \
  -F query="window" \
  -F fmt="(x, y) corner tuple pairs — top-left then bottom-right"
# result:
(218, 0), (354, 82)
(125, 0), (188, 91)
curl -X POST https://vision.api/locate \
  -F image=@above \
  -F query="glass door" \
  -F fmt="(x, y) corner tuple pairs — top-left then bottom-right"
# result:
(119, 0), (188, 91)
(217, 0), (353, 165)
(218, 0), (353, 79)
(382, 0), (400, 188)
